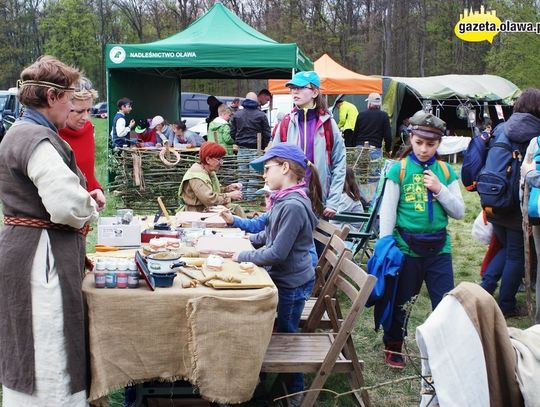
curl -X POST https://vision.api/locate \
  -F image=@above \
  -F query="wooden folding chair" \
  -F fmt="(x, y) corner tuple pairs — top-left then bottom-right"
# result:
(313, 219), (350, 249)
(300, 233), (350, 328)
(262, 254), (377, 407)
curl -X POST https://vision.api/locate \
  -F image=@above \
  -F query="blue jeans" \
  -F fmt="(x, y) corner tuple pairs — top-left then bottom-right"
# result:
(490, 224), (524, 313)
(384, 253), (454, 344)
(276, 278), (315, 393)
(480, 247), (507, 294)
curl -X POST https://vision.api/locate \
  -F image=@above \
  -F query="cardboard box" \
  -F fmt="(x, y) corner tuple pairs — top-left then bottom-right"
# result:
(97, 217), (141, 247)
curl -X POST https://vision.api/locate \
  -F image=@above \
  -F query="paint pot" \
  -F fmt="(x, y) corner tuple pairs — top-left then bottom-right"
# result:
(94, 272), (106, 288)
(94, 261), (106, 288)
(150, 272), (176, 288)
(105, 261), (117, 288)
(117, 272), (128, 288)
(127, 260), (139, 288)
(116, 261), (128, 288)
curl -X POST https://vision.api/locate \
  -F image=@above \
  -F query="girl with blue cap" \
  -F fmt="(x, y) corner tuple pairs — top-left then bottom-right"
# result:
(273, 71), (346, 219)
(233, 143), (322, 402)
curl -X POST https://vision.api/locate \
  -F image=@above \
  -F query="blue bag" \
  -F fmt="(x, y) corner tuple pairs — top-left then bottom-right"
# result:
(528, 138), (540, 225)
(461, 131), (491, 191)
(476, 125), (525, 214)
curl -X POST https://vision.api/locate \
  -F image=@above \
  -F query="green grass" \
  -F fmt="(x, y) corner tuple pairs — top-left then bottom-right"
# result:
(0, 128), (536, 406)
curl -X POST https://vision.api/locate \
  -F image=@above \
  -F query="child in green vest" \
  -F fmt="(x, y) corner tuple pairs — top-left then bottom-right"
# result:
(378, 111), (465, 368)
(208, 104), (234, 154)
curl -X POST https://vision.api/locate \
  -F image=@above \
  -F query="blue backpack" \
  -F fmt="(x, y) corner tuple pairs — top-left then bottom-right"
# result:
(476, 125), (525, 215)
(528, 138), (540, 224)
(461, 132), (491, 191)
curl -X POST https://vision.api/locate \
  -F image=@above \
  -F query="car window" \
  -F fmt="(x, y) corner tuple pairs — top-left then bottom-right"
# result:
(184, 100), (199, 112)
(4, 96), (15, 112)
(0, 95), (7, 112)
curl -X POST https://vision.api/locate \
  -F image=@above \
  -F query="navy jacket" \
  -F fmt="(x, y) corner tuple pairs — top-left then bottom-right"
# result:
(367, 235), (404, 331)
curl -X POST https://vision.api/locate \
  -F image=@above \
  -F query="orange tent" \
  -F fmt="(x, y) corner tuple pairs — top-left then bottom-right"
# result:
(268, 53), (382, 95)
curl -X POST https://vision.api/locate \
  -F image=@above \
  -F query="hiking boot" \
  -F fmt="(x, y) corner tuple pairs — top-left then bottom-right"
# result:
(502, 305), (528, 318)
(384, 342), (405, 369)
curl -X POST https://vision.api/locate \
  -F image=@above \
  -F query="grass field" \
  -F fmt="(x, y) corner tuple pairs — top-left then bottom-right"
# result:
(0, 118), (536, 406)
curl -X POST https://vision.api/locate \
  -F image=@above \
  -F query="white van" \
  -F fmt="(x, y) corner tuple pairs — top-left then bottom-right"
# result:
(269, 94), (294, 128)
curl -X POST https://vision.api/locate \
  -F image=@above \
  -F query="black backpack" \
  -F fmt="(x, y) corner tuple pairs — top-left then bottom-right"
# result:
(476, 125), (525, 214)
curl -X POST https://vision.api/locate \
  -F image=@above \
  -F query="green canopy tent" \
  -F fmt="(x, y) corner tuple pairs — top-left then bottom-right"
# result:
(105, 2), (313, 123)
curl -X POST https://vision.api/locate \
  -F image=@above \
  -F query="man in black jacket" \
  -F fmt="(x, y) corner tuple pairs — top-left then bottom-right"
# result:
(231, 92), (271, 149)
(353, 92), (392, 158)
(231, 92), (271, 195)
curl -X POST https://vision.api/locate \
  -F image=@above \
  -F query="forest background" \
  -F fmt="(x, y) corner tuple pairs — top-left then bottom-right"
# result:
(1, 0), (539, 98)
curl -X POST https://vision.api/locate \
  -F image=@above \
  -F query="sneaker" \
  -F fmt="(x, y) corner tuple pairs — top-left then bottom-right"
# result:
(384, 342), (405, 369)
(288, 394), (305, 407)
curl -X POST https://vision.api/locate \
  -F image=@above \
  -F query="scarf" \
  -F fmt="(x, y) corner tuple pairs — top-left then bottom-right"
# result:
(20, 108), (58, 133)
(409, 152), (436, 223)
(268, 180), (308, 210)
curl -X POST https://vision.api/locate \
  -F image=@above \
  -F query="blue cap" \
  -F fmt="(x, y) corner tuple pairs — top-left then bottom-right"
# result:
(249, 144), (307, 173)
(285, 71), (321, 88)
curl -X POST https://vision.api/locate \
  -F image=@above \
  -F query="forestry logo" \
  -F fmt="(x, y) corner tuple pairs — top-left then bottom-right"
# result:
(109, 46), (126, 64)
(455, 6), (540, 43)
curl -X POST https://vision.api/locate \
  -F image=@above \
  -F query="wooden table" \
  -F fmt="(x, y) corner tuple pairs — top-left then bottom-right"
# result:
(83, 269), (277, 404)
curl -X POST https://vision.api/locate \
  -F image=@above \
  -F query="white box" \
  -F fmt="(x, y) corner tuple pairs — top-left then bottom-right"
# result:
(97, 217), (141, 247)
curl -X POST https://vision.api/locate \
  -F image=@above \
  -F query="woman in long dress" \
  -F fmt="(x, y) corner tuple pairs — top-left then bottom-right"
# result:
(0, 56), (98, 407)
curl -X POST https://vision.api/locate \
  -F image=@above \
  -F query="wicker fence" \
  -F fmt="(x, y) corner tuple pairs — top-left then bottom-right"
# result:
(109, 145), (384, 213)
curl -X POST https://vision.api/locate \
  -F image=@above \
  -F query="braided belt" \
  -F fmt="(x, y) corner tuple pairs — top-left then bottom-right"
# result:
(3, 216), (91, 236)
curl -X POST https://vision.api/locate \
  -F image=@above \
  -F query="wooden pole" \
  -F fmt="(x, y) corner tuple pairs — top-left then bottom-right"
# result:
(522, 182), (534, 321)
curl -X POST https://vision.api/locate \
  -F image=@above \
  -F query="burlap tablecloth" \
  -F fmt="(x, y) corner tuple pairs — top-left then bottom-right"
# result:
(82, 275), (277, 405)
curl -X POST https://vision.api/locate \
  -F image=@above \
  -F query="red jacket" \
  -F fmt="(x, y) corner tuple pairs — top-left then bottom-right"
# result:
(59, 120), (102, 192)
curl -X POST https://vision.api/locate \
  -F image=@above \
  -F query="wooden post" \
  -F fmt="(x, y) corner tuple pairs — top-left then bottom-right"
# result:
(522, 182), (534, 321)
(257, 132), (262, 154)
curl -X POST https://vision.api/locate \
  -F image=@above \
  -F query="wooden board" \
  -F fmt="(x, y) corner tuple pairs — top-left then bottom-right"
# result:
(175, 211), (228, 228)
(200, 260), (274, 289)
(195, 236), (253, 257)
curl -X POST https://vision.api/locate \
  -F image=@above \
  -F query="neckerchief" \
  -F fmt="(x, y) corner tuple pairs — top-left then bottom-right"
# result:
(409, 152), (437, 223)
(268, 180), (308, 210)
(20, 108), (58, 133)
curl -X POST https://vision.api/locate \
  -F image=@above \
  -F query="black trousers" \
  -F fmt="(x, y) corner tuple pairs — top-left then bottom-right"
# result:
(343, 129), (356, 147)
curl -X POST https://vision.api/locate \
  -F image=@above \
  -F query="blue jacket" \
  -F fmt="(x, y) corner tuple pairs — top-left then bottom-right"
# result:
(237, 193), (318, 289)
(367, 235), (404, 331)
(232, 213), (318, 267)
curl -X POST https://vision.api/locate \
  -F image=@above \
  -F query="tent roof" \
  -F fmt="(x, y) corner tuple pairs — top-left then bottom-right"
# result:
(104, 2), (312, 78)
(386, 74), (521, 103)
(268, 53), (382, 94)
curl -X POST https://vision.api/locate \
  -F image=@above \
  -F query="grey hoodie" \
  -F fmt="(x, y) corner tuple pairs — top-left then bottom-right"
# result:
(238, 192), (318, 289)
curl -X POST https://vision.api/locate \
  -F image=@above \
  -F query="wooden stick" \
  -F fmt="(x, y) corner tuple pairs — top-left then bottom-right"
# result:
(522, 183), (534, 321)
(157, 196), (171, 224)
